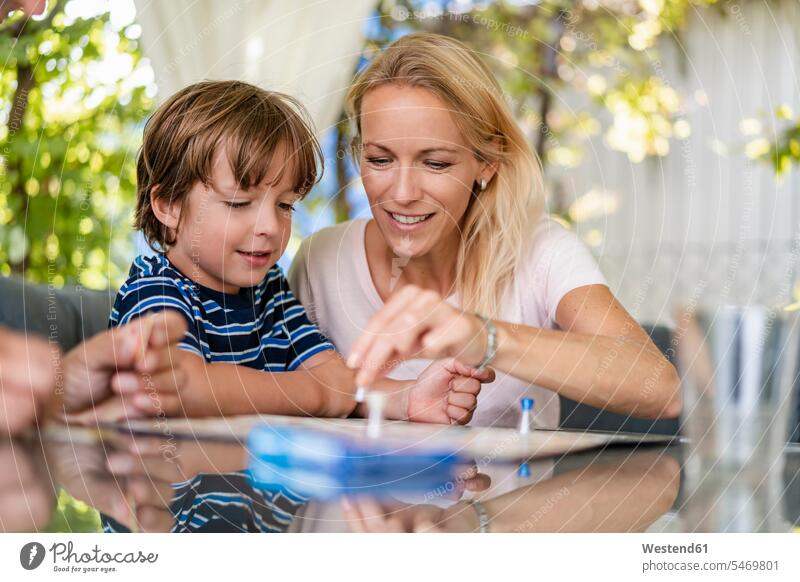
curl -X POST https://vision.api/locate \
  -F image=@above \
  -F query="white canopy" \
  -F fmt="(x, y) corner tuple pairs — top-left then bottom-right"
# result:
(133, 0), (375, 134)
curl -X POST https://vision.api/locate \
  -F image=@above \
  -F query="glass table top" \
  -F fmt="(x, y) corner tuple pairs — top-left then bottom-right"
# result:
(2, 418), (797, 533)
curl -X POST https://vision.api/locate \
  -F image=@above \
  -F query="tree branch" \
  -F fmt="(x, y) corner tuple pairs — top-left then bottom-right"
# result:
(8, 64), (34, 136)
(535, 8), (567, 169)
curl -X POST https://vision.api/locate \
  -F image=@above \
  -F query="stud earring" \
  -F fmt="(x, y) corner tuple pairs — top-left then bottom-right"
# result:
(480, 179), (487, 191)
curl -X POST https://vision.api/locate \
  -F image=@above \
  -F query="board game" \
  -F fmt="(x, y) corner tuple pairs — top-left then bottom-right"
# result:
(105, 414), (675, 462)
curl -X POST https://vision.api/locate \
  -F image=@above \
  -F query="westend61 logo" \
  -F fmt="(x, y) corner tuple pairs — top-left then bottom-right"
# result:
(19, 541), (158, 574)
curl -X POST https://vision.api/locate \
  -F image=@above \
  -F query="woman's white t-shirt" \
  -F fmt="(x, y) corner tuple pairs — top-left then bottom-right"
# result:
(288, 217), (607, 429)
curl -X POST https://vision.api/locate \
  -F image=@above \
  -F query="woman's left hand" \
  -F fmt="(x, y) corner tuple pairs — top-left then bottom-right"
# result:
(347, 285), (489, 387)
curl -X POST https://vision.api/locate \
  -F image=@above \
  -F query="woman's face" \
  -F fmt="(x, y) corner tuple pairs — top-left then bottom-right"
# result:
(358, 84), (490, 258)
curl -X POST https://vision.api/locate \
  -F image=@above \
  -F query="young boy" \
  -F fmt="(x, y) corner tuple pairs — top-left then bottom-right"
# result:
(103, 81), (490, 531)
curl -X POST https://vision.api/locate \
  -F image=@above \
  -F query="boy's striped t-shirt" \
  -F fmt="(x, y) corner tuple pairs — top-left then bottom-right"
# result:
(110, 254), (334, 371)
(105, 254), (333, 533)
(102, 472), (306, 533)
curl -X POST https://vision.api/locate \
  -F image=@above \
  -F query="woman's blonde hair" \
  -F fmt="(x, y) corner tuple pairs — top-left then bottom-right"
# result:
(344, 32), (544, 315)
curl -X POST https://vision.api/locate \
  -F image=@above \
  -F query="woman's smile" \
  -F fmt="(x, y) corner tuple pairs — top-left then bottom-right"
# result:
(384, 208), (436, 230)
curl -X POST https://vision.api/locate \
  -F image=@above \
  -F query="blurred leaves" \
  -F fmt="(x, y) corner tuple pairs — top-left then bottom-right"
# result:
(0, 0), (154, 289)
(749, 104), (800, 178)
(604, 77), (682, 161)
(44, 489), (101, 533)
(362, 0), (719, 173)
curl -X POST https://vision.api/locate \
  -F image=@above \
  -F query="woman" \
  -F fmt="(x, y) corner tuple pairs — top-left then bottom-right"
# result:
(289, 32), (680, 429)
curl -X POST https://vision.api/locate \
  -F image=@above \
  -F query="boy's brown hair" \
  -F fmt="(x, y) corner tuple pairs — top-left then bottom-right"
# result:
(135, 80), (322, 248)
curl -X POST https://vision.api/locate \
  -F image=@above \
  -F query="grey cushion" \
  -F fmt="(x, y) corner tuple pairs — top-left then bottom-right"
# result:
(559, 325), (682, 435)
(0, 275), (115, 352)
(790, 362), (800, 443)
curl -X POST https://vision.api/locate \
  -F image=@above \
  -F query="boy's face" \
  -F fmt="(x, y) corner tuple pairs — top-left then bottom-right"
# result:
(166, 147), (299, 294)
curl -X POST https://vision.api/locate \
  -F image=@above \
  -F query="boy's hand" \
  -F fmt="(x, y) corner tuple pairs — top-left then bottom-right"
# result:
(60, 310), (187, 420)
(404, 359), (494, 425)
(111, 311), (190, 418)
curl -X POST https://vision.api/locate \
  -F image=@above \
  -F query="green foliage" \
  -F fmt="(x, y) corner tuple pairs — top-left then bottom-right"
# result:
(365, 0), (717, 170)
(750, 105), (800, 177)
(0, 0), (153, 288)
(44, 489), (102, 533)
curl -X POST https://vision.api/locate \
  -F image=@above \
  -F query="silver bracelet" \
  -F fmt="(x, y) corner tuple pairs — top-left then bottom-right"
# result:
(469, 499), (491, 533)
(476, 315), (498, 371)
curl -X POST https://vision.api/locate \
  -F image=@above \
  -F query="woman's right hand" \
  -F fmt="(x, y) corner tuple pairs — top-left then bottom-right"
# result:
(342, 497), (447, 532)
(347, 286), (489, 387)
(0, 438), (55, 531)
(341, 497), (480, 533)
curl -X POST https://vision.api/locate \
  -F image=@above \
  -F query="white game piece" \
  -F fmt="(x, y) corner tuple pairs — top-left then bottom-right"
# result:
(519, 397), (534, 434)
(366, 391), (387, 439)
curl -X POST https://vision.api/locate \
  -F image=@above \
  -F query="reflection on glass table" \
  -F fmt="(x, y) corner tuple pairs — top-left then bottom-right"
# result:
(2, 422), (795, 534)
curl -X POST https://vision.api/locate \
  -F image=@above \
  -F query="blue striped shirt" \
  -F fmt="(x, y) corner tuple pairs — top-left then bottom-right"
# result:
(110, 254), (334, 371)
(102, 472), (306, 533)
(104, 254), (330, 533)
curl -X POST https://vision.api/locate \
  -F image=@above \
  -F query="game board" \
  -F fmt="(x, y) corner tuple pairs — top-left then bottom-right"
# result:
(104, 415), (675, 462)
